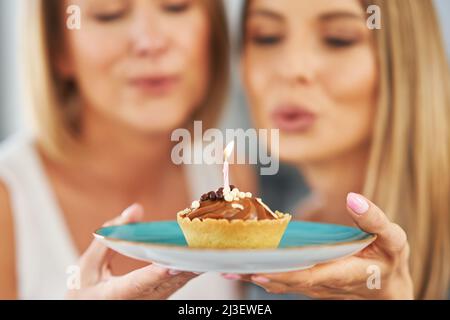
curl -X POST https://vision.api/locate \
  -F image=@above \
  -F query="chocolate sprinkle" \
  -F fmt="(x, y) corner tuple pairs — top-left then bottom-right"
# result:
(208, 191), (217, 200)
(198, 186), (239, 202)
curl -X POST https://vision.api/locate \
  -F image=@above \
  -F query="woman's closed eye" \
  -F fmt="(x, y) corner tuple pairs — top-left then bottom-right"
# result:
(324, 37), (358, 48)
(251, 34), (284, 46)
(162, 0), (191, 13)
(93, 10), (127, 22)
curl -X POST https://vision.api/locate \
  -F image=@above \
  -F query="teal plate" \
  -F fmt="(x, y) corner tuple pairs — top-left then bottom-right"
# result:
(95, 221), (375, 274)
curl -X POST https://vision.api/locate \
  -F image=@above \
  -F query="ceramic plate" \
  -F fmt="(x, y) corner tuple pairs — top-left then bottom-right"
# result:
(94, 221), (376, 274)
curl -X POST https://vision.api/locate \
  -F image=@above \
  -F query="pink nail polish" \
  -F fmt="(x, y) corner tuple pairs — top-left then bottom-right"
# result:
(347, 193), (369, 214)
(223, 274), (241, 280)
(252, 276), (270, 283)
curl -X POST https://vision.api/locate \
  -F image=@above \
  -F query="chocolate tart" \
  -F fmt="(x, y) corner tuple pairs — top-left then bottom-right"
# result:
(177, 186), (291, 249)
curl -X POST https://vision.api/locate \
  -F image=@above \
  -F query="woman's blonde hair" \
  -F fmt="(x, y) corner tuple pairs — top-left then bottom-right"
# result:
(361, 0), (450, 299)
(23, 0), (229, 159)
(241, 0), (449, 299)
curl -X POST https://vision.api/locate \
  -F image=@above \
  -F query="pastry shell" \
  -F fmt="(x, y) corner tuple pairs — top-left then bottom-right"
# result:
(177, 211), (291, 249)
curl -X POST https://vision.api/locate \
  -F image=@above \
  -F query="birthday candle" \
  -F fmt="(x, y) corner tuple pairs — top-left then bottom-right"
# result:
(223, 140), (235, 192)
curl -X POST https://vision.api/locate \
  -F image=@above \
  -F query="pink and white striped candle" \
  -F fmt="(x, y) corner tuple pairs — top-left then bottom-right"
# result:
(223, 140), (235, 192)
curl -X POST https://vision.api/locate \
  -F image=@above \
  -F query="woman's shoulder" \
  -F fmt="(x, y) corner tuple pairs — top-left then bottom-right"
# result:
(0, 179), (13, 229)
(0, 132), (35, 165)
(0, 165), (17, 298)
(0, 132), (38, 187)
(0, 132), (40, 208)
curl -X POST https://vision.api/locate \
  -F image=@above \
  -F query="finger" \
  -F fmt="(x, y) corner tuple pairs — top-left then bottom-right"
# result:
(251, 267), (317, 289)
(346, 193), (407, 253)
(251, 279), (290, 295)
(102, 203), (145, 227)
(222, 274), (244, 281)
(250, 256), (379, 290)
(107, 264), (197, 299)
(151, 272), (199, 300)
(80, 204), (145, 272)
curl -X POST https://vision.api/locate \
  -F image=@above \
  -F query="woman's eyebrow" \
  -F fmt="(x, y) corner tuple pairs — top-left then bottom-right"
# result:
(319, 11), (365, 22)
(247, 9), (284, 22)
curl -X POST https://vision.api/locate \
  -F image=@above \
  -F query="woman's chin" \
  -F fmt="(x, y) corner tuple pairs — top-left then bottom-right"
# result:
(124, 114), (189, 136)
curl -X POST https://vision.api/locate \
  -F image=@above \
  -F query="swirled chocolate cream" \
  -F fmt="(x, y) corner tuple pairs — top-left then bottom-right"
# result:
(180, 186), (281, 221)
(177, 186), (291, 249)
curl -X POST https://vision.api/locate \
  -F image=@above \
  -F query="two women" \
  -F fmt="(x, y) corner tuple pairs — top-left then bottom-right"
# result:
(0, 0), (448, 299)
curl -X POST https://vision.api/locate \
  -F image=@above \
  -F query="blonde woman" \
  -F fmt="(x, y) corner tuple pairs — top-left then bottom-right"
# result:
(232, 0), (449, 299)
(0, 0), (253, 299)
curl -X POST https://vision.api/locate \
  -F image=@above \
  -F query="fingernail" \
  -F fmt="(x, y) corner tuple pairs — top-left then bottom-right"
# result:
(223, 274), (241, 280)
(252, 276), (270, 283)
(347, 193), (369, 214)
(168, 269), (182, 275)
(121, 203), (139, 218)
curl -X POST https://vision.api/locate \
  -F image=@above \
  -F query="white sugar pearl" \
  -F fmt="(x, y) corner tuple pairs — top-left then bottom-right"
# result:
(232, 203), (244, 210)
(245, 192), (252, 198)
(224, 194), (234, 202)
(239, 192), (246, 198)
(191, 200), (200, 209)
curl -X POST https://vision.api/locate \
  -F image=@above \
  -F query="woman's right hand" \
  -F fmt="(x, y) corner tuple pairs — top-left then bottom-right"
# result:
(65, 204), (197, 300)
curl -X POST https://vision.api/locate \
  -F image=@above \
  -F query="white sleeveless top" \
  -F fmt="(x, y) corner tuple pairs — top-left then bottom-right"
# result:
(0, 133), (242, 300)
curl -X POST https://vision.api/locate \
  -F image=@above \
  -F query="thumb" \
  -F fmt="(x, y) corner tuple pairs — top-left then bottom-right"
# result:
(102, 203), (145, 227)
(81, 203), (145, 272)
(107, 264), (197, 299)
(346, 193), (407, 254)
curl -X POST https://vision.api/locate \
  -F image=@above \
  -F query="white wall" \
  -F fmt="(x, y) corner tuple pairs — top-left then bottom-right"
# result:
(435, 0), (450, 56)
(0, 0), (25, 138)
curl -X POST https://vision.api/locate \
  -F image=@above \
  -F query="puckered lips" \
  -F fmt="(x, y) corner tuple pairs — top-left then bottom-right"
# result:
(271, 104), (317, 132)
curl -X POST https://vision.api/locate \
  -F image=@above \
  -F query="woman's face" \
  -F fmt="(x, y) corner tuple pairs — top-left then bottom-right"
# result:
(243, 0), (378, 165)
(60, 0), (210, 134)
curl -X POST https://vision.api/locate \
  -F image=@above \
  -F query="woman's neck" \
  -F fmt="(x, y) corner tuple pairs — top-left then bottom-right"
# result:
(297, 144), (369, 225)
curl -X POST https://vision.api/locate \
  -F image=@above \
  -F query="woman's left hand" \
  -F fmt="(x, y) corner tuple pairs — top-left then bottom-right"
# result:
(224, 193), (414, 299)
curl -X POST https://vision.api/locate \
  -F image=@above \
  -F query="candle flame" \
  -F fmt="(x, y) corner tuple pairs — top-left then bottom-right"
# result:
(223, 140), (235, 160)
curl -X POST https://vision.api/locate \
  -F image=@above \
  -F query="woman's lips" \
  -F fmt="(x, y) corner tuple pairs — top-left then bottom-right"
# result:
(271, 105), (317, 132)
(128, 75), (178, 95)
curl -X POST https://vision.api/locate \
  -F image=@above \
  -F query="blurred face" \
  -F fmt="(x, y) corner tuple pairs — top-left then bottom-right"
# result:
(243, 0), (378, 165)
(59, 0), (211, 134)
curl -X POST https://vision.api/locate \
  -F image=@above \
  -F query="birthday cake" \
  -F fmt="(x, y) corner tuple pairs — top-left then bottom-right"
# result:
(177, 185), (291, 249)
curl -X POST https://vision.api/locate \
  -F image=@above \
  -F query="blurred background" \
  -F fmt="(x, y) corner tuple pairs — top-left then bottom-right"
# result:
(0, 0), (449, 301)
(1, 0), (449, 141)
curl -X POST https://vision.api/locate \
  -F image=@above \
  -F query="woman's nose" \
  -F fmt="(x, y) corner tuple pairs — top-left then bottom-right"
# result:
(279, 38), (317, 84)
(130, 15), (169, 58)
